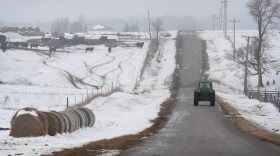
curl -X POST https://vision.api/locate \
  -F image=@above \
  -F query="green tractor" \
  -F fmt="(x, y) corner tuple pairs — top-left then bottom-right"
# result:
(194, 81), (215, 106)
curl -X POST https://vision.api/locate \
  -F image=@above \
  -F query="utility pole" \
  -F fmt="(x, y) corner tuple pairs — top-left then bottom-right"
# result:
(242, 36), (255, 93)
(222, 0), (228, 36)
(0, 17), (2, 27)
(220, 7), (223, 30)
(211, 14), (219, 30)
(230, 18), (240, 60)
(211, 14), (216, 30)
(215, 16), (220, 30)
(148, 10), (152, 40)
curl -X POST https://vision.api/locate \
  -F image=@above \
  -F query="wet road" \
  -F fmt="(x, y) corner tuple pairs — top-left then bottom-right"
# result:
(119, 31), (280, 156)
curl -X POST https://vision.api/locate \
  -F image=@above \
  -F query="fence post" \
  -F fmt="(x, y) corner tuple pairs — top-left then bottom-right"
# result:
(277, 92), (280, 106)
(264, 89), (267, 102)
(66, 97), (69, 108)
(82, 94), (84, 103)
(87, 89), (89, 98)
(75, 96), (76, 105)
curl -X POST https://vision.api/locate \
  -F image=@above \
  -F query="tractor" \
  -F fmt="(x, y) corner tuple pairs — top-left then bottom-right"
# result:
(194, 81), (215, 106)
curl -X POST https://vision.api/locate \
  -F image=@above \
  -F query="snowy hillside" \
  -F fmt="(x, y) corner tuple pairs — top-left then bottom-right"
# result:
(0, 31), (177, 155)
(199, 30), (280, 134)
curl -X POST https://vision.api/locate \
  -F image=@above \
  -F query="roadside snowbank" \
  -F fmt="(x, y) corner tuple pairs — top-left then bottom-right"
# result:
(199, 31), (280, 134)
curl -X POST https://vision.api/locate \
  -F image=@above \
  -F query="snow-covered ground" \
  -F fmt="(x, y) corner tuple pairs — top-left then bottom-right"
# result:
(199, 30), (280, 134)
(0, 31), (177, 155)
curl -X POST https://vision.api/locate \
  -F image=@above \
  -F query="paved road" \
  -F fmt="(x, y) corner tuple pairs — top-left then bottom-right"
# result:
(119, 31), (280, 156)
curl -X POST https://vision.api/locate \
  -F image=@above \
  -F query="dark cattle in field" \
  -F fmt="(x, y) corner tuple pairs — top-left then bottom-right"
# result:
(85, 47), (94, 53)
(136, 42), (144, 48)
(12, 42), (19, 48)
(99, 36), (108, 42)
(108, 47), (112, 53)
(42, 37), (51, 43)
(21, 42), (29, 49)
(49, 46), (57, 53)
(0, 35), (6, 43)
(30, 43), (39, 49)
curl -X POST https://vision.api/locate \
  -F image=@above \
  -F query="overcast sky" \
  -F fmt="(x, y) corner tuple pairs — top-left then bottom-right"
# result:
(0, 0), (252, 22)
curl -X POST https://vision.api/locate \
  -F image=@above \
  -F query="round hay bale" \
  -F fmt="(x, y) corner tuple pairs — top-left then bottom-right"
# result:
(10, 114), (44, 137)
(49, 111), (65, 134)
(44, 112), (59, 136)
(66, 109), (80, 131)
(10, 107), (48, 137)
(78, 107), (95, 127)
(73, 108), (87, 128)
(58, 112), (70, 133)
(61, 111), (76, 133)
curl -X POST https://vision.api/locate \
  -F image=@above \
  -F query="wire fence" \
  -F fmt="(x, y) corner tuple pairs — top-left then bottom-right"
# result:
(245, 90), (280, 110)
(0, 82), (121, 111)
(0, 39), (150, 111)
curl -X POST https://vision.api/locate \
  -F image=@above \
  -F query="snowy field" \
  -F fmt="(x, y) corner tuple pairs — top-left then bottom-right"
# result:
(0, 31), (177, 155)
(199, 30), (280, 134)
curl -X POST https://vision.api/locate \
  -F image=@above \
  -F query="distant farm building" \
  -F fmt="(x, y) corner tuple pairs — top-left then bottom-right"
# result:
(90, 24), (113, 31)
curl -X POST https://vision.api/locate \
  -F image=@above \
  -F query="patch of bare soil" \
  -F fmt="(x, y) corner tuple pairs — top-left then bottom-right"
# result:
(45, 98), (175, 156)
(217, 97), (280, 146)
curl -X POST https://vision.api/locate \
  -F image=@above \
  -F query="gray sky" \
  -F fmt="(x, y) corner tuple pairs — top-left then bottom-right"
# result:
(0, 0), (251, 22)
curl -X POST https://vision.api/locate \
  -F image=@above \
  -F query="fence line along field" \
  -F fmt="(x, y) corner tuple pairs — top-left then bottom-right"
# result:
(0, 32), (148, 128)
(0, 30), (178, 156)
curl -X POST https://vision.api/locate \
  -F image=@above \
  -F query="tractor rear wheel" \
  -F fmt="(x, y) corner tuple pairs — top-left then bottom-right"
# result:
(194, 93), (199, 106)
(210, 95), (215, 106)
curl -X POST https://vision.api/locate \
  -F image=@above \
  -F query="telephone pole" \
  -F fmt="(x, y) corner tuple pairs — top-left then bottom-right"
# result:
(215, 16), (220, 30)
(221, 0), (228, 36)
(242, 36), (255, 93)
(230, 18), (240, 60)
(211, 14), (219, 30)
(148, 10), (152, 40)
(220, 7), (223, 30)
(211, 14), (216, 30)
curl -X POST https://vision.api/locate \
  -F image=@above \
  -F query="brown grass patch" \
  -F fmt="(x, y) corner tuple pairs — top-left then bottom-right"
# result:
(217, 97), (280, 146)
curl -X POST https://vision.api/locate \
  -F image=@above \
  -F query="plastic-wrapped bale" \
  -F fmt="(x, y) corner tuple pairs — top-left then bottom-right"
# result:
(61, 111), (77, 133)
(10, 107), (48, 137)
(73, 108), (88, 128)
(78, 107), (95, 127)
(66, 109), (81, 131)
(44, 112), (59, 136)
(58, 112), (70, 133)
(49, 111), (65, 134)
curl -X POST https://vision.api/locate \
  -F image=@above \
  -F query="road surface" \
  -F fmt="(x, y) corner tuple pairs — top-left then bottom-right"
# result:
(119, 31), (280, 156)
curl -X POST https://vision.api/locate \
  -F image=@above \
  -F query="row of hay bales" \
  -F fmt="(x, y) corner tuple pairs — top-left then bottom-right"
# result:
(10, 107), (95, 137)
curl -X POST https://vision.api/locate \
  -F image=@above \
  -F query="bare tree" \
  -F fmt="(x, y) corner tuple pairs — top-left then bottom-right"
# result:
(233, 38), (276, 74)
(247, 0), (280, 90)
(152, 18), (163, 47)
(53, 17), (70, 33)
